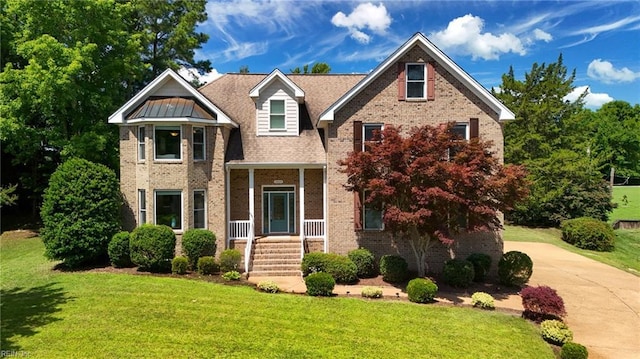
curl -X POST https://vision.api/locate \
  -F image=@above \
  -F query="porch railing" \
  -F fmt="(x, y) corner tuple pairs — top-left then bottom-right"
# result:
(303, 219), (325, 238)
(228, 220), (251, 240)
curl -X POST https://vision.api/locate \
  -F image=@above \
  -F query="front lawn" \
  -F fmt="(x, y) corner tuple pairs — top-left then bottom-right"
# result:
(504, 225), (640, 275)
(0, 234), (554, 358)
(611, 186), (640, 221)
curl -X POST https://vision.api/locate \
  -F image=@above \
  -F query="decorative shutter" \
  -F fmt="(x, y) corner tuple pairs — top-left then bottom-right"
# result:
(470, 118), (479, 139)
(397, 62), (406, 101)
(353, 120), (363, 230)
(427, 62), (435, 101)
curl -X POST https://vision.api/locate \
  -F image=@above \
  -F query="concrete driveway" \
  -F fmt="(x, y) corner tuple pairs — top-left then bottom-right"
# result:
(505, 242), (640, 359)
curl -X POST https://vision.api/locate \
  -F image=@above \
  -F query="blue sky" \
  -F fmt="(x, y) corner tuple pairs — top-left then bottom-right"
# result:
(187, 1), (640, 108)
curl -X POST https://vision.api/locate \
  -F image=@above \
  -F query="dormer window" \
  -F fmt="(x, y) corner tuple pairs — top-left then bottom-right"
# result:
(155, 125), (182, 160)
(406, 64), (426, 99)
(269, 100), (286, 130)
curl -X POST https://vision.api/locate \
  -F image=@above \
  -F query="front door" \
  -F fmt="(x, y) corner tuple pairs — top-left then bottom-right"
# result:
(263, 187), (295, 234)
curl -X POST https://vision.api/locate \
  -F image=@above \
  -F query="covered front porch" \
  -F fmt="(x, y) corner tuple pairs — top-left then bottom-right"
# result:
(225, 164), (327, 273)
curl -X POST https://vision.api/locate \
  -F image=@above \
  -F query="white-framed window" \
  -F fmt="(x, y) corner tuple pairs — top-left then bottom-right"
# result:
(448, 123), (469, 160)
(363, 123), (383, 152)
(155, 190), (183, 230)
(154, 125), (181, 160)
(269, 99), (286, 130)
(193, 190), (206, 229)
(363, 190), (383, 230)
(138, 189), (146, 225)
(406, 63), (426, 99)
(138, 126), (146, 161)
(193, 126), (205, 161)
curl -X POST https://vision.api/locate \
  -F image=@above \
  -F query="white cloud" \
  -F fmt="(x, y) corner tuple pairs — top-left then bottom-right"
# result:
(587, 59), (640, 84)
(533, 28), (553, 42)
(178, 67), (222, 85)
(331, 3), (392, 44)
(429, 14), (526, 60)
(564, 85), (614, 108)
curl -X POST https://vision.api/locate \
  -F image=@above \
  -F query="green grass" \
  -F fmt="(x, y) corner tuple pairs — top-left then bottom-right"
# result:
(0, 235), (554, 359)
(611, 186), (640, 221)
(504, 225), (640, 275)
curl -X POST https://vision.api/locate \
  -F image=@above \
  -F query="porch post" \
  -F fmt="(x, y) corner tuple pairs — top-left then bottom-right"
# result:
(248, 168), (255, 233)
(323, 165), (328, 253)
(299, 167), (305, 238)
(225, 166), (231, 248)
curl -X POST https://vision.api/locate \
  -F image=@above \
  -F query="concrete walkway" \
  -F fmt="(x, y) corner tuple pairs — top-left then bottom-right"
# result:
(505, 242), (640, 359)
(249, 242), (639, 359)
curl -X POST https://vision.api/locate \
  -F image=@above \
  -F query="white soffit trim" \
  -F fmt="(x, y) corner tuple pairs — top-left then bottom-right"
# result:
(108, 68), (238, 128)
(318, 33), (515, 125)
(249, 69), (305, 103)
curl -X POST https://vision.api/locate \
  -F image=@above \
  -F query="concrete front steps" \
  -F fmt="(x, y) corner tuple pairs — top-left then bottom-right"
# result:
(248, 237), (302, 277)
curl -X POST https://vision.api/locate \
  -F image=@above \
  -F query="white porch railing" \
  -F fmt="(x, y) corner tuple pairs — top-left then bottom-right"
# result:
(228, 220), (251, 240)
(304, 219), (325, 238)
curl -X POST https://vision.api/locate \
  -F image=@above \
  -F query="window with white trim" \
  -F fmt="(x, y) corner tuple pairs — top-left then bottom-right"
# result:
(449, 123), (469, 160)
(193, 190), (206, 229)
(363, 123), (383, 152)
(363, 190), (383, 230)
(269, 99), (285, 130)
(406, 63), (426, 99)
(138, 126), (145, 161)
(193, 127), (205, 161)
(154, 126), (181, 160)
(155, 190), (182, 230)
(138, 189), (146, 225)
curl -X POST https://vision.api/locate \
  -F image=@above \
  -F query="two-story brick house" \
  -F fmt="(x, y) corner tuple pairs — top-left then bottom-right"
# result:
(109, 33), (515, 276)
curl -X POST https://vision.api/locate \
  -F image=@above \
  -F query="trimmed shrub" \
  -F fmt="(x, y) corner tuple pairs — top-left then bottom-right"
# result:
(301, 252), (358, 284)
(561, 217), (615, 252)
(219, 249), (242, 272)
(305, 272), (335, 296)
(108, 231), (132, 268)
(521, 285), (566, 322)
(561, 342), (588, 359)
(222, 270), (241, 281)
(197, 256), (219, 275)
(379, 255), (408, 283)
(407, 278), (438, 303)
(257, 281), (280, 293)
(498, 251), (533, 287)
(361, 286), (383, 299)
(541, 320), (573, 345)
(471, 292), (495, 310)
(41, 158), (121, 268)
(182, 229), (216, 268)
(171, 256), (188, 274)
(466, 253), (492, 282)
(442, 259), (475, 288)
(130, 224), (176, 272)
(348, 248), (377, 278)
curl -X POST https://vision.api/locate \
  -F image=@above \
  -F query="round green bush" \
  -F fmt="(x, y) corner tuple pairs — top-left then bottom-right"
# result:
(379, 255), (408, 283)
(108, 231), (132, 268)
(560, 342), (588, 359)
(471, 292), (495, 310)
(561, 217), (615, 252)
(197, 256), (219, 275)
(466, 253), (492, 282)
(182, 228), (216, 268)
(219, 249), (242, 272)
(305, 272), (335, 296)
(348, 248), (377, 278)
(442, 259), (475, 288)
(222, 270), (241, 281)
(171, 256), (188, 274)
(130, 224), (176, 272)
(301, 252), (358, 284)
(407, 278), (438, 303)
(40, 158), (121, 268)
(541, 319), (573, 345)
(498, 251), (533, 287)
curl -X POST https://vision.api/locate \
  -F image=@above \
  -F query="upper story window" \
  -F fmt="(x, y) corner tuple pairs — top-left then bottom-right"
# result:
(452, 123), (469, 140)
(406, 64), (426, 99)
(363, 123), (383, 151)
(155, 126), (181, 161)
(269, 99), (286, 130)
(193, 127), (205, 161)
(138, 126), (146, 161)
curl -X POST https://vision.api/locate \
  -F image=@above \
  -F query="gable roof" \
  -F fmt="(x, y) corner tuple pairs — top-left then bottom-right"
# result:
(249, 69), (305, 103)
(318, 32), (515, 125)
(108, 68), (237, 127)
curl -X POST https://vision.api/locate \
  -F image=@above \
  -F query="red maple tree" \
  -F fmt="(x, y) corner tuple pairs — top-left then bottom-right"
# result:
(339, 123), (529, 276)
